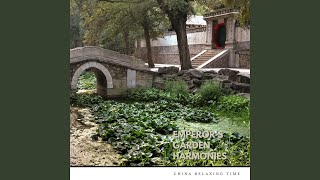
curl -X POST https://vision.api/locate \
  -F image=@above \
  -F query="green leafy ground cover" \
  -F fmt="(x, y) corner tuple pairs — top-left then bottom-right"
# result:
(71, 79), (250, 166)
(77, 72), (96, 90)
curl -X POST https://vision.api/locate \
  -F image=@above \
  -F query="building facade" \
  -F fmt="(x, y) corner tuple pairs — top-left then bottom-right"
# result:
(134, 9), (250, 68)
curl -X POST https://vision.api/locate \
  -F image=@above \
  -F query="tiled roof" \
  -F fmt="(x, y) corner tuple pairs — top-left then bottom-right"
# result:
(204, 8), (238, 18)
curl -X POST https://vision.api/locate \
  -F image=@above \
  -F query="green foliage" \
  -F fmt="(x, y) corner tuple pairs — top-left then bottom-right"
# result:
(165, 80), (189, 96)
(224, 0), (250, 26)
(73, 0), (168, 55)
(124, 87), (191, 104)
(70, 0), (85, 48)
(217, 95), (250, 113)
(92, 98), (218, 165)
(212, 95), (250, 123)
(180, 108), (217, 123)
(70, 93), (104, 107)
(71, 93), (250, 166)
(93, 98), (218, 125)
(191, 1), (208, 15)
(162, 132), (250, 166)
(124, 88), (165, 102)
(197, 0), (250, 27)
(77, 72), (96, 90)
(195, 80), (223, 105)
(124, 83), (237, 110)
(157, 0), (195, 17)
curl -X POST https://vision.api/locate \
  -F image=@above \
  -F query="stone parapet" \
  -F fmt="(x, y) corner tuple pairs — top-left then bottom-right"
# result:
(70, 46), (149, 71)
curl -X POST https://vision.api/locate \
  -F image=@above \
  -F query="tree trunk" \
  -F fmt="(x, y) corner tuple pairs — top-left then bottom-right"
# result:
(155, 0), (193, 70)
(70, 12), (82, 48)
(123, 30), (130, 55)
(142, 22), (155, 68)
(174, 18), (192, 70)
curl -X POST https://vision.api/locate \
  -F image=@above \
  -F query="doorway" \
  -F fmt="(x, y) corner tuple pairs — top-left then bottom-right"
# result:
(214, 23), (226, 48)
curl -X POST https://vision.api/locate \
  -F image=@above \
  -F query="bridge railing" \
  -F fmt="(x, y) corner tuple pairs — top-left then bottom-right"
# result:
(70, 46), (149, 71)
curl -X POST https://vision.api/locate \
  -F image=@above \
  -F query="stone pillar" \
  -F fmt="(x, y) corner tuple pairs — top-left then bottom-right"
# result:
(225, 17), (236, 48)
(127, 69), (136, 88)
(236, 53), (240, 67)
(206, 20), (213, 45)
(228, 49), (240, 68)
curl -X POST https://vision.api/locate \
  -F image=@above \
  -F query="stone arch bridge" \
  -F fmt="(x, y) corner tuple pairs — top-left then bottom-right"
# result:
(70, 46), (155, 97)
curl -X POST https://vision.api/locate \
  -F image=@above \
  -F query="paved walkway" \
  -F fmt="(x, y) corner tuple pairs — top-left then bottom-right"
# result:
(147, 63), (250, 75)
(201, 68), (250, 75)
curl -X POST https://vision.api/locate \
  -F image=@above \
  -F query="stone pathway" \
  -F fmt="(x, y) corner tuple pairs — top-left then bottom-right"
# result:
(200, 68), (250, 75)
(70, 107), (121, 166)
(147, 63), (250, 75)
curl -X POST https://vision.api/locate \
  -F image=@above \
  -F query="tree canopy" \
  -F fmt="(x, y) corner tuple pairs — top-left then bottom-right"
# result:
(70, 0), (250, 69)
(197, 0), (250, 26)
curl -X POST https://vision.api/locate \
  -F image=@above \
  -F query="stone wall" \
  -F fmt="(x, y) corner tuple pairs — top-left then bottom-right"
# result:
(237, 50), (250, 69)
(136, 71), (154, 88)
(140, 30), (206, 47)
(135, 28), (208, 65)
(70, 60), (155, 97)
(235, 26), (250, 42)
(235, 41), (250, 50)
(202, 50), (230, 68)
(70, 46), (155, 97)
(154, 68), (250, 93)
(234, 41), (250, 69)
(134, 44), (208, 65)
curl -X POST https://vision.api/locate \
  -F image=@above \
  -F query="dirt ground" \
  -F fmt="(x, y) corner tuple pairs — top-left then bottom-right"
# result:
(70, 107), (121, 166)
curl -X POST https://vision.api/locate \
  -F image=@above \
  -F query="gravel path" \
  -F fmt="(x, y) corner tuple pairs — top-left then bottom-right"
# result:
(70, 107), (121, 166)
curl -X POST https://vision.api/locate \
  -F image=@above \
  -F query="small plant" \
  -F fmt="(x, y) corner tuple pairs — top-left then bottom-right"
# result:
(70, 93), (103, 107)
(217, 95), (250, 114)
(196, 80), (223, 105)
(211, 95), (250, 123)
(165, 80), (189, 96)
(124, 87), (191, 104)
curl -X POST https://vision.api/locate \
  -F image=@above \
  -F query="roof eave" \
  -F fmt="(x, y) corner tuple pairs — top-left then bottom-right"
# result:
(203, 12), (239, 20)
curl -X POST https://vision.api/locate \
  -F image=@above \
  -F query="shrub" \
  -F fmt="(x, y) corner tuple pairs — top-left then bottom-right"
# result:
(165, 80), (189, 96)
(196, 80), (223, 105)
(124, 87), (191, 104)
(217, 95), (250, 114)
(124, 88), (161, 102)
(162, 132), (250, 166)
(214, 95), (250, 123)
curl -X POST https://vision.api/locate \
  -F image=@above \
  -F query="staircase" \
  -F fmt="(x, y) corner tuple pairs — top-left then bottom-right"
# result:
(191, 49), (225, 68)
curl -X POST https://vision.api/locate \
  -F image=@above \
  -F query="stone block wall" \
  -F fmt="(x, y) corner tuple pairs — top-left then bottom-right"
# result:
(235, 26), (250, 43)
(134, 44), (208, 65)
(237, 50), (250, 68)
(70, 60), (155, 97)
(234, 41), (250, 69)
(202, 51), (229, 68)
(235, 41), (250, 50)
(136, 71), (154, 88)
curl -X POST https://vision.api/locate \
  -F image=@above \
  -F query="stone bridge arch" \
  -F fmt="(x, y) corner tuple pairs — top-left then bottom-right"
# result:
(70, 46), (155, 97)
(71, 62), (113, 96)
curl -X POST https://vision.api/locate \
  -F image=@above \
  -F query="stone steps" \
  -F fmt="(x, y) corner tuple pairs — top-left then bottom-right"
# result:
(191, 49), (224, 68)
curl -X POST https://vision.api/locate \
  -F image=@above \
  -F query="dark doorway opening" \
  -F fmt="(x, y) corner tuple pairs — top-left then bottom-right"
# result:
(214, 23), (226, 48)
